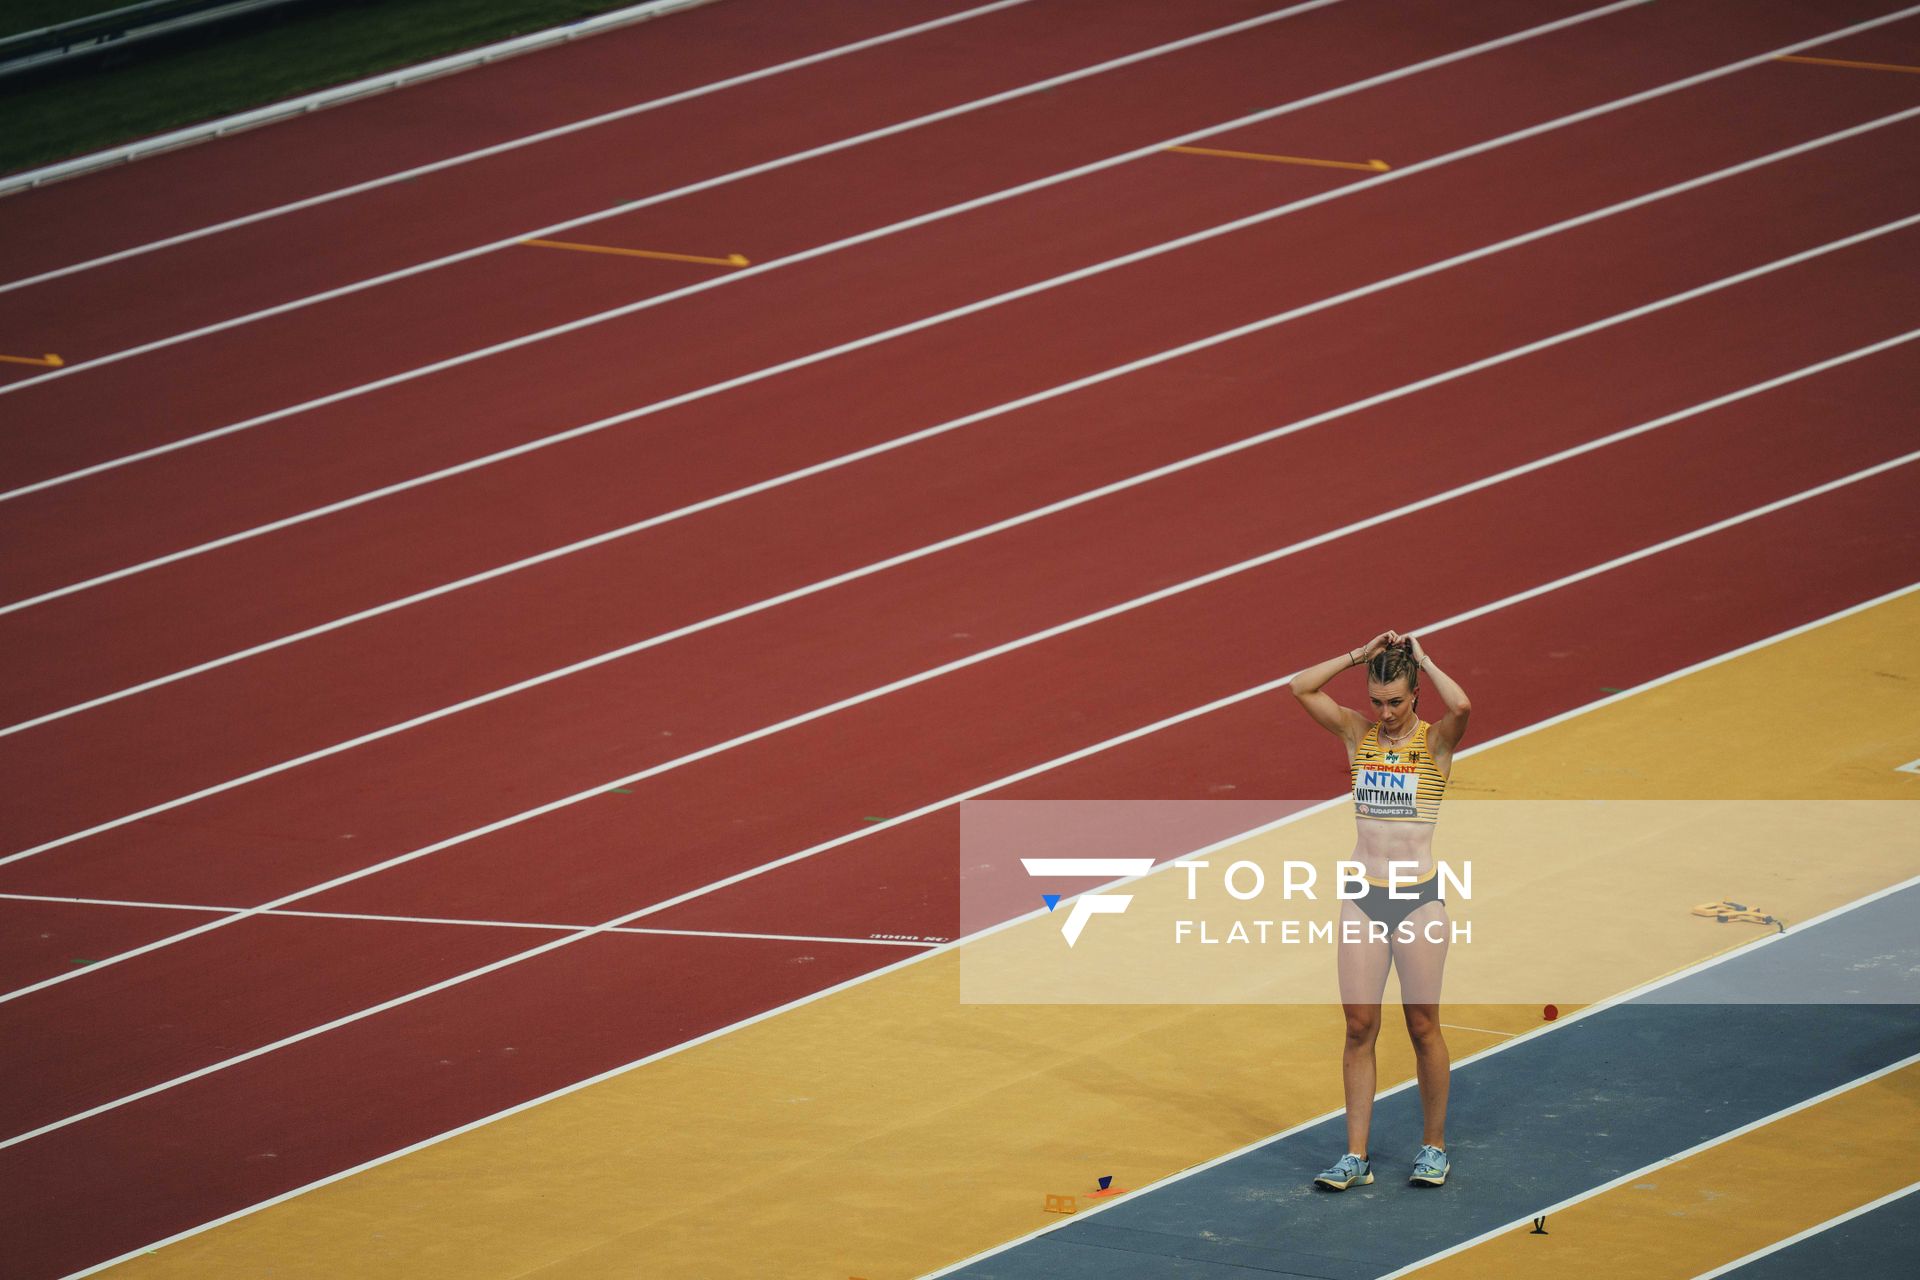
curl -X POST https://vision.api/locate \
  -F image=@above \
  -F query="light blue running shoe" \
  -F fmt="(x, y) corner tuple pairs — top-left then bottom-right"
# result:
(1409, 1144), (1450, 1186)
(1314, 1153), (1373, 1190)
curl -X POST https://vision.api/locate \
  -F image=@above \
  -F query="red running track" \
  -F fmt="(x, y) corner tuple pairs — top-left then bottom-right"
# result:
(0, 0), (998, 280)
(2, 231), (1914, 982)
(0, 0), (1324, 398)
(2, 276), (1915, 997)
(2, 12), (1916, 712)
(3, 142), (1918, 878)
(0, 74), (1914, 862)
(1, 1), (1917, 1275)
(0, 0), (1627, 483)
(4, 0), (1911, 588)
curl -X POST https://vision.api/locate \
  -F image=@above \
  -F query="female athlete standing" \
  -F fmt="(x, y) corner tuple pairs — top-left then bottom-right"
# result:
(1289, 630), (1472, 1190)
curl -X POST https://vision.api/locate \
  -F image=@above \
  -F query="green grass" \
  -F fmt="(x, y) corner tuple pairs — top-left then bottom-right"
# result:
(0, 0), (671, 178)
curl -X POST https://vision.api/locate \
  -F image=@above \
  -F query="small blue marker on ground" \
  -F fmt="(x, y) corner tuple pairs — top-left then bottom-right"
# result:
(1042, 894), (1061, 912)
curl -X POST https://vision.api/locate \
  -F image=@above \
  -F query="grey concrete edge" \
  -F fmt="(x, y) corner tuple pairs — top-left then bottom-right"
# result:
(0, 0), (723, 198)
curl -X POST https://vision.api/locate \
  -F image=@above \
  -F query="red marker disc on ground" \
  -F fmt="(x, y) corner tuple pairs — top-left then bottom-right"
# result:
(1543, 1004), (1560, 1021)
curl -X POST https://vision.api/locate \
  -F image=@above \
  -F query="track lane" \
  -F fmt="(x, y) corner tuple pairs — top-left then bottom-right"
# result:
(0, 0), (1620, 480)
(0, 116), (1913, 865)
(2, 42), (1914, 724)
(0, 898), (231, 991)
(0, 0), (1011, 283)
(7, 914), (549, 1129)
(2, 342), (1911, 1130)
(2, 466), (1914, 1279)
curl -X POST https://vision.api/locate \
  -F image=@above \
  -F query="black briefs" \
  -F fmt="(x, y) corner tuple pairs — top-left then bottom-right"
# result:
(1353, 872), (1443, 931)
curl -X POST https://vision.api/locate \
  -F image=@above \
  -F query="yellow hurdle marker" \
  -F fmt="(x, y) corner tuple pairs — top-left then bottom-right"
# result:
(520, 238), (750, 267)
(0, 352), (63, 368)
(1042, 1193), (1078, 1214)
(1774, 53), (1920, 75)
(1167, 144), (1389, 172)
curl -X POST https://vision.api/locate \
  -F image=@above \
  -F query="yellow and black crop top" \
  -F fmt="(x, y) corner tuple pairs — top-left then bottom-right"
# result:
(1351, 720), (1448, 824)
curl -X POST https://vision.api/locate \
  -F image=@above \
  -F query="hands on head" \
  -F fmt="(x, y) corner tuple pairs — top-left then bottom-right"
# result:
(1357, 630), (1401, 662)
(1355, 630), (1428, 668)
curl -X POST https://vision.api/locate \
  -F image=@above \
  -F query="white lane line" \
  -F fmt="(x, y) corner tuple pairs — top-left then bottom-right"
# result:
(1686, 1180), (1920, 1280)
(0, 0), (1037, 295)
(7, 210), (1913, 740)
(1376, 1057), (1920, 1280)
(9, 94), (1914, 619)
(0, 890), (932, 947)
(1440, 1022), (1518, 1037)
(2, 246), (1911, 875)
(608, 926), (937, 947)
(0, 0), (1690, 500)
(4, 453), (1916, 1152)
(930, 939), (1920, 1278)
(52, 589), (1920, 1280)
(0, 0), (1349, 397)
(0, 890), (230, 914)
(273, 910), (936, 948)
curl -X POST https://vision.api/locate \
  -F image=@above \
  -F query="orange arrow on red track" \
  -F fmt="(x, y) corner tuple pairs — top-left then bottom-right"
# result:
(1168, 144), (1390, 172)
(1775, 53), (1920, 74)
(520, 238), (750, 267)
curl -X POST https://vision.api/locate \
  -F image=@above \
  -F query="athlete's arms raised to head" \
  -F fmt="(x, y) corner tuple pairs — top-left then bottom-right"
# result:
(1289, 631), (1396, 745)
(1407, 634), (1472, 754)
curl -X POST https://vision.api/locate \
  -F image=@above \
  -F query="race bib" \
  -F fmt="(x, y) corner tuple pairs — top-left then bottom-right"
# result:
(1354, 765), (1420, 819)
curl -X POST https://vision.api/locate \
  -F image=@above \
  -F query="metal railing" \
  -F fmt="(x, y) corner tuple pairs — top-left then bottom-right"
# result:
(0, 0), (718, 195)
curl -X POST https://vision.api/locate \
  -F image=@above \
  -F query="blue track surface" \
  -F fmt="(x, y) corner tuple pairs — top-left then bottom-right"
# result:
(1717, 1184), (1920, 1278)
(948, 887), (1920, 1279)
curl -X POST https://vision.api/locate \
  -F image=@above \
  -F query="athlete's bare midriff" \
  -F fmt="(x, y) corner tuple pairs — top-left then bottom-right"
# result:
(1350, 814), (1436, 881)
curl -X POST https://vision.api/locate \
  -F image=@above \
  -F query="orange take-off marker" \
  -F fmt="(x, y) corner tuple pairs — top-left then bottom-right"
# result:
(1168, 145), (1390, 172)
(0, 352), (63, 368)
(520, 238), (750, 267)
(1775, 53), (1920, 75)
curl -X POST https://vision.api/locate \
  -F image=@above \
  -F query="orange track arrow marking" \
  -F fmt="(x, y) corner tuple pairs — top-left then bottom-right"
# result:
(1167, 144), (1389, 172)
(0, 352), (63, 368)
(1775, 53), (1920, 74)
(520, 239), (749, 267)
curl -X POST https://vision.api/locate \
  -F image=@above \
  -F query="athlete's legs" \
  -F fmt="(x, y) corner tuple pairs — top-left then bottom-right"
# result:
(1393, 901), (1452, 1150)
(1337, 901), (1394, 1156)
